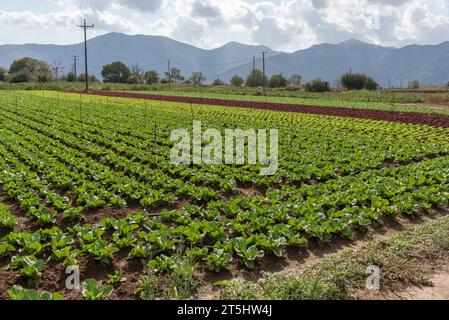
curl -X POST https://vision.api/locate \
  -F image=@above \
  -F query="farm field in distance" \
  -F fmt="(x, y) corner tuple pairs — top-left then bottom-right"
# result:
(3, 81), (449, 114)
(1, 89), (449, 300)
(85, 90), (449, 127)
(120, 87), (449, 115)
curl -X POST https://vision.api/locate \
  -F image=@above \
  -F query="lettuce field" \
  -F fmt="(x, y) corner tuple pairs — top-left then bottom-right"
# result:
(1, 90), (449, 300)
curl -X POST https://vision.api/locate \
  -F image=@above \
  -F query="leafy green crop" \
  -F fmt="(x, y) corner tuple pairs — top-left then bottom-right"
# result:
(1, 88), (449, 293)
(232, 237), (265, 269)
(0, 203), (16, 228)
(108, 269), (125, 284)
(8, 285), (63, 300)
(82, 240), (119, 265)
(0, 243), (16, 258)
(82, 279), (114, 300)
(10, 255), (45, 279)
(205, 248), (233, 272)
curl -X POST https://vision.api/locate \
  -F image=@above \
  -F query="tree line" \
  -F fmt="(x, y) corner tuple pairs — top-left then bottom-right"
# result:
(98, 61), (304, 88)
(0, 57), (99, 83)
(0, 57), (428, 91)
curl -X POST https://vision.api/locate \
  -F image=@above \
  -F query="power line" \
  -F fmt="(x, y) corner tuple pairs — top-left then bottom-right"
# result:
(167, 56), (266, 69)
(164, 57), (260, 68)
(139, 61), (168, 68)
(78, 19), (94, 92)
(86, 56), (263, 75)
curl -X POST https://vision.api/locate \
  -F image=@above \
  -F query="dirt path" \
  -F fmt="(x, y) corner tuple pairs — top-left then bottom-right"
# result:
(394, 272), (449, 300)
(82, 91), (449, 128)
(358, 266), (449, 301)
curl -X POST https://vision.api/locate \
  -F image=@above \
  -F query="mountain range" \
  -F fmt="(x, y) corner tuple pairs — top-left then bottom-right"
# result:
(1, 32), (449, 87)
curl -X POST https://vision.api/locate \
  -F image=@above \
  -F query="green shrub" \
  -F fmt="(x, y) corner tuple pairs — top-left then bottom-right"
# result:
(341, 73), (378, 91)
(268, 74), (287, 88)
(305, 79), (330, 92)
(409, 80), (420, 90)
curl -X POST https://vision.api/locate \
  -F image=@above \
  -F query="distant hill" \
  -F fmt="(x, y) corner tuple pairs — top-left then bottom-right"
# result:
(219, 39), (449, 87)
(1, 33), (449, 86)
(0, 32), (279, 84)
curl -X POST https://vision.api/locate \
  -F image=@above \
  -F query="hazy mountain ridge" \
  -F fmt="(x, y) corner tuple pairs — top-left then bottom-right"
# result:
(1, 33), (448, 86)
(219, 39), (449, 86)
(0, 32), (279, 83)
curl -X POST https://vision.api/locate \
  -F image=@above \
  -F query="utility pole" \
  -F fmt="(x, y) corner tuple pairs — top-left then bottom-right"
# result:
(349, 67), (352, 75)
(262, 51), (266, 96)
(78, 19), (94, 92)
(72, 55), (78, 80)
(252, 56), (256, 88)
(168, 60), (171, 89)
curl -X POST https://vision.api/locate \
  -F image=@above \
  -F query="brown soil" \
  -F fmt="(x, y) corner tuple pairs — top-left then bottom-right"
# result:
(0, 246), (146, 300)
(353, 254), (449, 301)
(0, 193), (146, 300)
(81, 205), (142, 226)
(393, 271), (449, 300)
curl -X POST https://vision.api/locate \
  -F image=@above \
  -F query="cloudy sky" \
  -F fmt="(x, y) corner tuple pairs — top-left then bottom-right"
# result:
(0, 0), (448, 52)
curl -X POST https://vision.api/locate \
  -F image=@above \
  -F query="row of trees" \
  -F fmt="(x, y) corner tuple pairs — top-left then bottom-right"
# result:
(100, 61), (202, 85)
(1, 57), (425, 92)
(66, 72), (98, 83)
(303, 73), (380, 92)
(99, 61), (304, 88)
(97, 61), (421, 92)
(99, 61), (382, 92)
(235, 70), (302, 88)
(0, 57), (53, 83)
(0, 57), (100, 83)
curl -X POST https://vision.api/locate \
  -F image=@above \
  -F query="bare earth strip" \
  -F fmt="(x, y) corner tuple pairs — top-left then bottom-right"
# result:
(82, 91), (449, 128)
(391, 271), (449, 300)
(357, 265), (449, 300)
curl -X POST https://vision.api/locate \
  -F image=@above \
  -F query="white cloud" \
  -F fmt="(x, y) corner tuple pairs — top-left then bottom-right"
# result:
(0, 5), (140, 33)
(78, 0), (163, 12)
(171, 16), (205, 44)
(0, 10), (77, 29)
(0, 0), (449, 51)
(192, 0), (221, 18)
